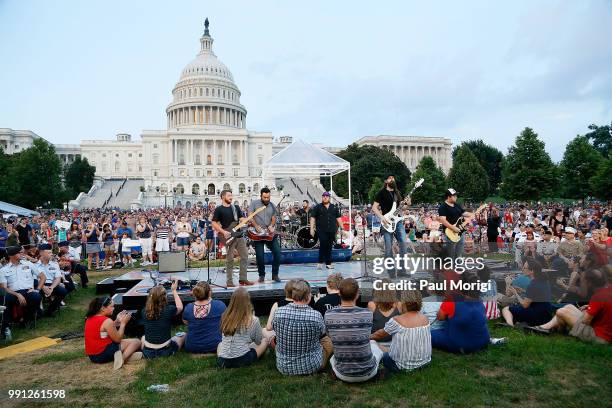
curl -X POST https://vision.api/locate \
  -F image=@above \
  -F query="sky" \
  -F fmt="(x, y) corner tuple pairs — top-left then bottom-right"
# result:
(1, 0), (611, 161)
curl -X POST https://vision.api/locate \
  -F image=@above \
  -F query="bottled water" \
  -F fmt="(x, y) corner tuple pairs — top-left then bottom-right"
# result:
(147, 384), (170, 393)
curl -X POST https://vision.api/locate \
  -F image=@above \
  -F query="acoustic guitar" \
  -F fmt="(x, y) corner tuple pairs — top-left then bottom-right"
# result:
(219, 205), (267, 245)
(444, 203), (487, 243)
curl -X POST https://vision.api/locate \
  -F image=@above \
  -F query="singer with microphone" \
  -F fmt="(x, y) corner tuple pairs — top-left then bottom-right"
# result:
(249, 187), (282, 283)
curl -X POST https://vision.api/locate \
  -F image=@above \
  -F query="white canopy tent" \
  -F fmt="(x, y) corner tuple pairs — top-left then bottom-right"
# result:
(263, 139), (352, 245)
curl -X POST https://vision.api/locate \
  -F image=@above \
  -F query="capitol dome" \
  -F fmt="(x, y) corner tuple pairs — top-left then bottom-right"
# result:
(166, 19), (247, 130)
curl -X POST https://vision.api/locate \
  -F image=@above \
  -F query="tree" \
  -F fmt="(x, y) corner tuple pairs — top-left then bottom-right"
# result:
(408, 156), (447, 204)
(500, 127), (557, 201)
(447, 146), (489, 202)
(321, 144), (411, 200)
(367, 177), (384, 203)
(0, 146), (17, 201)
(559, 136), (603, 199)
(452, 140), (503, 194)
(9, 139), (64, 208)
(64, 156), (96, 198)
(584, 122), (611, 158)
(590, 156), (612, 200)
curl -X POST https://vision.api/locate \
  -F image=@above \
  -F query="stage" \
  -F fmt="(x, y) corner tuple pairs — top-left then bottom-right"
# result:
(97, 258), (515, 315)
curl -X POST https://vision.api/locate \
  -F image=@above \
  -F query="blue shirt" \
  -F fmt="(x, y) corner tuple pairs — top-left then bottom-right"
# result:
(182, 300), (226, 353)
(0, 228), (8, 248)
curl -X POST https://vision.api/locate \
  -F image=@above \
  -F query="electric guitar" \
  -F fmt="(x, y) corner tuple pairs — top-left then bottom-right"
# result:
(247, 227), (275, 242)
(444, 203), (487, 243)
(381, 178), (424, 233)
(219, 206), (267, 245)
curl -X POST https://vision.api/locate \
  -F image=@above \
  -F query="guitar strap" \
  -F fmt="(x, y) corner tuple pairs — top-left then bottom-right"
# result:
(231, 204), (238, 222)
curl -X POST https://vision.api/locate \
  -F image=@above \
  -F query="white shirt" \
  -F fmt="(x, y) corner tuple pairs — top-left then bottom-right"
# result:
(0, 260), (39, 291)
(36, 261), (62, 284)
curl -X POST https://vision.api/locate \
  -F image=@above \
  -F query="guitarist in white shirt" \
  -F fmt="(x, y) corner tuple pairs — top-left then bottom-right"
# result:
(438, 188), (474, 259)
(372, 175), (410, 278)
(211, 190), (254, 287)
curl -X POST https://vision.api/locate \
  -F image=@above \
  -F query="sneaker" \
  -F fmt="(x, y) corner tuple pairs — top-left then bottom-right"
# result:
(126, 351), (143, 363)
(239, 280), (255, 286)
(113, 350), (124, 370)
(226, 282), (236, 288)
(4, 327), (12, 341)
(258, 276), (265, 283)
(60, 301), (66, 306)
(272, 276), (281, 283)
(326, 264), (334, 269)
(490, 337), (508, 346)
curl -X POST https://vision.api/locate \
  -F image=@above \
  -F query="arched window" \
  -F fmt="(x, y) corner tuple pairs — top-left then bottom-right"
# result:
(175, 184), (185, 194)
(239, 183), (245, 194)
(192, 183), (200, 195)
(160, 183), (168, 195)
(223, 183), (231, 191)
(206, 88), (209, 96)
(207, 154), (212, 165)
(115, 161), (121, 172)
(195, 154), (201, 165)
(207, 183), (215, 195)
(253, 183), (259, 193)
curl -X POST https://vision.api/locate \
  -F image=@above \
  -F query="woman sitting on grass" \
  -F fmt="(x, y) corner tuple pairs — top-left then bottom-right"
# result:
(431, 272), (490, 354)
(84, 296), (142, 370)
(370, 290), (431, 373)
(141, 281), (185, 358)
(501, 258), (552, 327)
(188, 236), (206, 261)
(217, 288), (268, 368)
(367, 278), (400, 350)
(182, 281), (226, 354)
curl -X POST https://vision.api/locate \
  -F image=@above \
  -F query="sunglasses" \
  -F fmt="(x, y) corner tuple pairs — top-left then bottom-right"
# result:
(101, 296), (112, 307)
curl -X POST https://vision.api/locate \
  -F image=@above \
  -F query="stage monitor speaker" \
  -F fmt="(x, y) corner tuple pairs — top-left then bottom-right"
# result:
(158, 251), (187, 273)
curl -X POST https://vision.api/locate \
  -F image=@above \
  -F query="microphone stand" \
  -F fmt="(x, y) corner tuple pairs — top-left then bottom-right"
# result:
(275, 193), (289, 249)
(203, 198), (226, 289)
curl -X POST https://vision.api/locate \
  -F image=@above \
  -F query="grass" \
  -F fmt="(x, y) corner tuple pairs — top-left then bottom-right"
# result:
(1, 269), (611, 408)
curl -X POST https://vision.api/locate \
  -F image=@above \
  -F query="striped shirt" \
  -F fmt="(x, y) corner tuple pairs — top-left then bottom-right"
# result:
(385, 318), (432, 370)
(272, 303), (325, 375)
(217, 317), (263, 359)
(155, 225), (172, 239)
(324, 307), (377, 378)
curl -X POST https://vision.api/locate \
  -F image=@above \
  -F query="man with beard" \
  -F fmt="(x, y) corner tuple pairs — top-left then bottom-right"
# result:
(297, 200), (311, 227)
(372, 175), (410, 278)
(310, 192), (342, 270)
(212, 190), (254, 287)
(249, 187), (281, 283)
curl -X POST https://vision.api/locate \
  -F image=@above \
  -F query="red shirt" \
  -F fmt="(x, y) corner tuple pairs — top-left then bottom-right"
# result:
(440, 301), (455, 318)
(84, 315), (112, 355)
(586, 284), (612, 342)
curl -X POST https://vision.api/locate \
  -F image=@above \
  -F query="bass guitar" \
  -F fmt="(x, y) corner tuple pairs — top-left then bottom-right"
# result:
(381, 178), (424, 233)
(219, 205), (267, 245)
(444, 203), (487, 243)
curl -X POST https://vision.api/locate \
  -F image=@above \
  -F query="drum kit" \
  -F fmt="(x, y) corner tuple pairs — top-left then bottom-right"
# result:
(244, 218), (319, 250)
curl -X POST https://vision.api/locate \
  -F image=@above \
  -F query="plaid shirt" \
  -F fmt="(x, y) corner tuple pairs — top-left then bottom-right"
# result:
(272, 303), (325, 375)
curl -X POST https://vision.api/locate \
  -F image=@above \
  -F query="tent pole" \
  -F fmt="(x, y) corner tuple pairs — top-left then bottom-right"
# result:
(348, 167), (352, 247)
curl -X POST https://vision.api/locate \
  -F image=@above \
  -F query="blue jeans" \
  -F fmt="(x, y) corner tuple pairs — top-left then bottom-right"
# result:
(443, 232), (465, 259)
(382, 352), (401, 373)
(382, 226), (408, 276)
(252, 236), (281, 278)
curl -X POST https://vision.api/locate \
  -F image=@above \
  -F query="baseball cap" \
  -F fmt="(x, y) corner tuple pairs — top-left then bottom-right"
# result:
(322, 191), (331, 197)
(564, 227), (577, 234)
(444, 188), (457, 197)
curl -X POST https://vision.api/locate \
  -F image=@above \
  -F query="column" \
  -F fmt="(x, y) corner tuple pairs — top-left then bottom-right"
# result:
(213, 139), (217, 165)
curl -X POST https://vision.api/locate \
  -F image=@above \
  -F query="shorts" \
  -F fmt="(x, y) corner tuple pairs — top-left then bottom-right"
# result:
(86, 243), (101, 255)
(371, 226), (380, 233)
(217, 348), (257, 368)
(155, 238), (170, 252)
(88, 342), (120, 364)
(104, 244), (115, 252)
(569, 313), (608, 344)
(177, 237), (190, 247)
(139, 237), (152, 255)
(142, 340), (179, 359)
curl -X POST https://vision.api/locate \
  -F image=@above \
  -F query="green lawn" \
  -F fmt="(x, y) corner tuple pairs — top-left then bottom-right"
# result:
(2, 271), (611, 408)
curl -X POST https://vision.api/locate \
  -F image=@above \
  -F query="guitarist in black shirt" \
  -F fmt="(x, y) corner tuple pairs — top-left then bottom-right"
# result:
(372, 175), (410, 278)
(211, 190), (254, 287)
(438, 188), (474, 259)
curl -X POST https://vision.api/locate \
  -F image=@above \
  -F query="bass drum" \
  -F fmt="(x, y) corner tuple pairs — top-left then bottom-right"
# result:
(296, 226), (318, 249)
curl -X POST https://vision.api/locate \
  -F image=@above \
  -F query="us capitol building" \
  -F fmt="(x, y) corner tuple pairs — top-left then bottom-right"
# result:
(2, 19), (452, 209)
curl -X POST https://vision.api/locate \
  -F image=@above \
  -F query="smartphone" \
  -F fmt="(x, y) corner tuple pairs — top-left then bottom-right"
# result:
(175, 331), (186, 337)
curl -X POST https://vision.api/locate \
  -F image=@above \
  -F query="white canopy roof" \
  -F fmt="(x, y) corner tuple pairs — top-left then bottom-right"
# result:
(263, 139), (349, 177)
